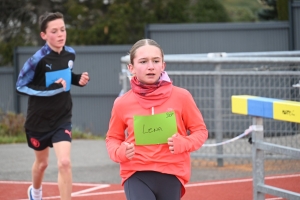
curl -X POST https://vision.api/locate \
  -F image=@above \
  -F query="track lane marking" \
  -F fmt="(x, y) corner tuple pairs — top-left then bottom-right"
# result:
(7, 173), (300, 199)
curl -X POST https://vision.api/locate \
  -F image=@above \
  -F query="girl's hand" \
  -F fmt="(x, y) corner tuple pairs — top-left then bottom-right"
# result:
(168, 134), (176, 154)
(124, 142), (135, 159)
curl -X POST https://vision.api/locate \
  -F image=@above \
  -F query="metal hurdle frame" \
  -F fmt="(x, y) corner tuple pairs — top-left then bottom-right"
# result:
(231, 95), (300, 200)
(252, 116), (300, 200)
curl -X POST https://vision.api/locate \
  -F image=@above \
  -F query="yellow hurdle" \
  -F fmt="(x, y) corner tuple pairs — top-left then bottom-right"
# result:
(231, 95), (300, 123)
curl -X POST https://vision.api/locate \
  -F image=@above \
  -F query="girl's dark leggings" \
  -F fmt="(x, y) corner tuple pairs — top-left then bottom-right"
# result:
(124, 171), (182, 200)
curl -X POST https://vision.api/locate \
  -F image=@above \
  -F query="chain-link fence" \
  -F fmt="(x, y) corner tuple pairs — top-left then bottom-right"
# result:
(119, 52), (300, 180)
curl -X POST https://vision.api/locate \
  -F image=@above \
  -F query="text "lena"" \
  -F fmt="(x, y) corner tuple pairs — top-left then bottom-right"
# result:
(143, 125), (163, 134)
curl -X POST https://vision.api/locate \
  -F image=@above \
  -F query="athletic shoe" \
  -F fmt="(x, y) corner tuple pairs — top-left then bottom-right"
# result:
(27, 185), (34, 200)
(27, 185), (42, 200)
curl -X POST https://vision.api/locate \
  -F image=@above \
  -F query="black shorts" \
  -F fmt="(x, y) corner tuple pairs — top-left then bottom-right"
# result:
(124, 171), (182, 200)
(25, 122), (72, 151)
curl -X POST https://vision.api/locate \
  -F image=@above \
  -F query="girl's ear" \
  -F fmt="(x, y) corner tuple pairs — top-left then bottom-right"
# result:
(127, 64), (135, 80)
(162, 61), (166, 72)
(128, 64), (135, 74)
(40, 32), (46, 40)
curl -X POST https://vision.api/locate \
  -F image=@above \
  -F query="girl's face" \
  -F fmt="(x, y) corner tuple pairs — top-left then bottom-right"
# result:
(40, 19), (66, 53)
(128, 45), (166, 84)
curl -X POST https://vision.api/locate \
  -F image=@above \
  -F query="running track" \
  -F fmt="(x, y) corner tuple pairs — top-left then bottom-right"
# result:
(1, 174), (299, 200)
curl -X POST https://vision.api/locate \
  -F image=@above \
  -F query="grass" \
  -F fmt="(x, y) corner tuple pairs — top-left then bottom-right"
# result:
(0, 110), (103, 144)
(0, 135), (27, 144)
(0, 128), (104, 144)
(71, 127), (104, 140)
(222, 0), (264, 22)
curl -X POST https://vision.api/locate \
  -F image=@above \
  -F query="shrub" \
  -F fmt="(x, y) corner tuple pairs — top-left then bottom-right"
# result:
(0, 110), (26, 137)
(0, 110), (102, 144)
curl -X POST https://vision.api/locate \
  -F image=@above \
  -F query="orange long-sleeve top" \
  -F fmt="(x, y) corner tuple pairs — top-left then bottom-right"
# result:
(105, 86), (208, 197)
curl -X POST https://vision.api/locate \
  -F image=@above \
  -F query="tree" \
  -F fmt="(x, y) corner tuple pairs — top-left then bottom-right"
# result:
(189, 0), (230, 23)
(149, 0), (190, 23)
(277, 0), (289, 21)
(0, 0), (66, 66)
(77, 0), (190, 44)
(257, 0), (278, 20)
(257, 0), (289, 21)
(0, 0), (36, 66)
(61, 0), (108, 45)
(0, 0), (233, 66)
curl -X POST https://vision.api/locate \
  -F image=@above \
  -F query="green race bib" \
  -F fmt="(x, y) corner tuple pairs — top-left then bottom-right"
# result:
(133, 111), (177, 145)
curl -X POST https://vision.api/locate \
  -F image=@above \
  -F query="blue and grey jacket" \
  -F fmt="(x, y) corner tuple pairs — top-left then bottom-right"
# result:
(16, 43), (82, 132)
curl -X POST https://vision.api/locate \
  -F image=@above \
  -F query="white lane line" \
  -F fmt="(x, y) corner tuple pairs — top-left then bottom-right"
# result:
(0, 181), (107, 187)
(72, 184), (110, 195)
(8, 173), (300, 199)
(186, 173), (300, 187)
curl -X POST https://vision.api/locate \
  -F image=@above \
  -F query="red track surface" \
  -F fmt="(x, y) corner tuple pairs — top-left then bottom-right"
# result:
(1, 174), (299, 200)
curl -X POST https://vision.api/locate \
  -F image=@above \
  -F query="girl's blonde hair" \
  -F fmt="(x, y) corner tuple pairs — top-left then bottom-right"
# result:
(129, 39), (164, 65)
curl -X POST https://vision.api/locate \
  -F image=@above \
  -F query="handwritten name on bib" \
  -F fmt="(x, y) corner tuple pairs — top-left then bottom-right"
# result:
(133, 111), (177, 145)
